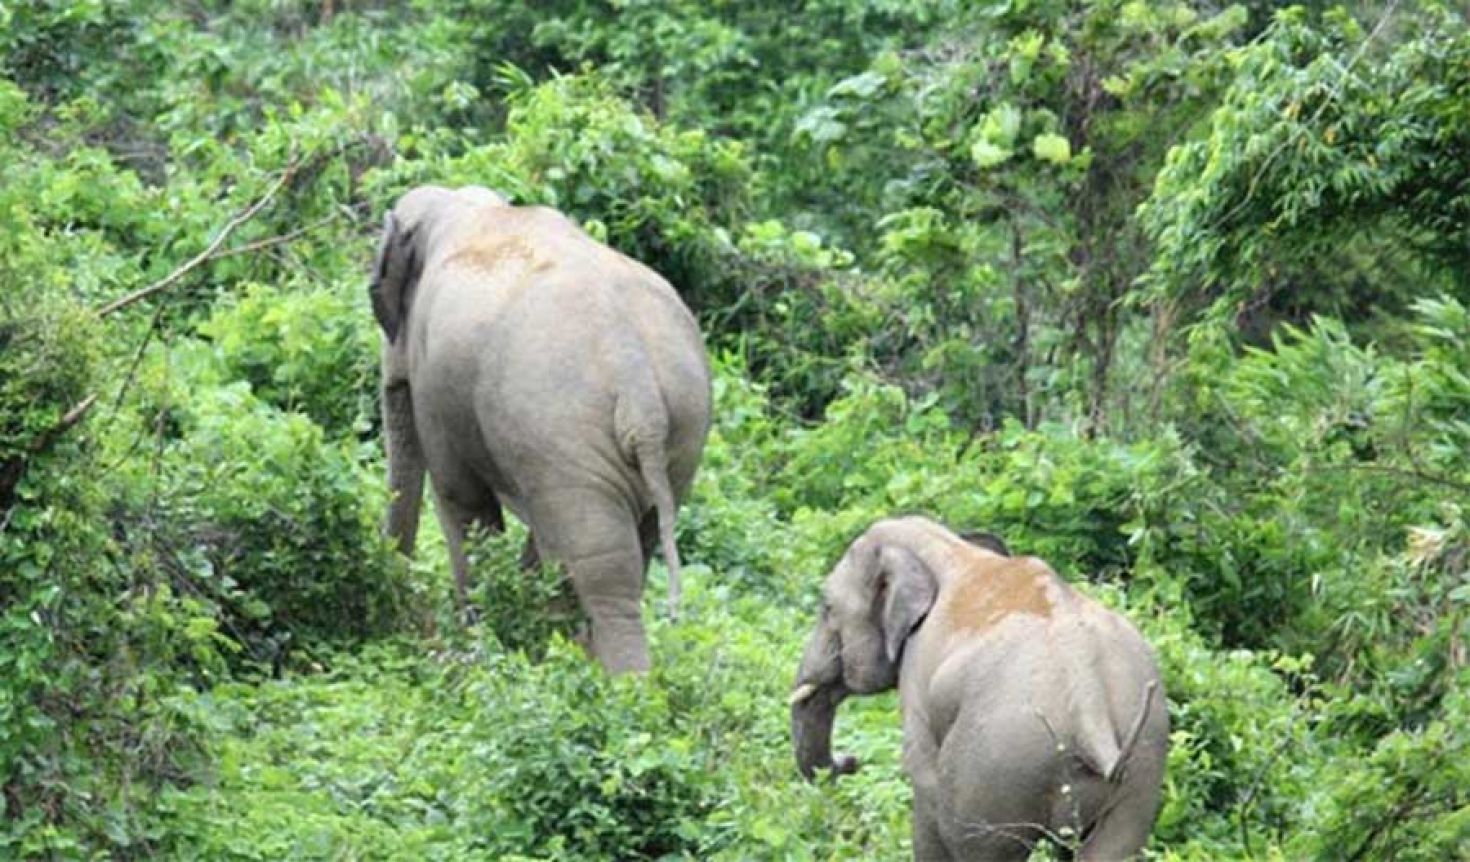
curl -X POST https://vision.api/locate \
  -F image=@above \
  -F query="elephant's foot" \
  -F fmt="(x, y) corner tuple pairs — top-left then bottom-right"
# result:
(568, 621), (592, 654)
(600, 651), (650, 674)
(589, 617), (650, 674)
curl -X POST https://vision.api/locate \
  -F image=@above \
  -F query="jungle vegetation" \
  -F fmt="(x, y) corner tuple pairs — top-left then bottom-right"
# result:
(1, 0), (1467, 858)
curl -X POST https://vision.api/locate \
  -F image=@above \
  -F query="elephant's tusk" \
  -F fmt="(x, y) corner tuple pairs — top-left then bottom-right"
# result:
(789, 683), (818, 706)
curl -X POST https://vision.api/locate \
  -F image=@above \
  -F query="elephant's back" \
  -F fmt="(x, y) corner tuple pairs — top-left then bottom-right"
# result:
(1035, 603), (1168, 830)
(492, 280), (708, 490)
(414, 218), (709, 501)
(946, 601), (1163, 736)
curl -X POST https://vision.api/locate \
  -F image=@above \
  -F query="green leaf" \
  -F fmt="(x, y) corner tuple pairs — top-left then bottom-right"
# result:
(979, 102), (1022, 147)
(827, 70), (887, 99)
(1032, 132), (1071, 164)
(970, 139), (1013, 168)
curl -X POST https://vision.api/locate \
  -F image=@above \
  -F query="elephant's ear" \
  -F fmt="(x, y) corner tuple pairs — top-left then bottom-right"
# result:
(959, 530), (1011, 557)
(878, 547), (937, 665)
(370, 211), (420, 343)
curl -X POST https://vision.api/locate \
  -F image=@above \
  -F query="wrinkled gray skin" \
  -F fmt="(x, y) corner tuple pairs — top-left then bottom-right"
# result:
(791, 516), (1168, 860)
(370, 185), (711, 674)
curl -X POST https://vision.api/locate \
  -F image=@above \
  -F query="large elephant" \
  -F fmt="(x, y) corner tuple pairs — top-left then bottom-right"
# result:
(369, 185), (711, 673)
(790, 516), (1168, 860)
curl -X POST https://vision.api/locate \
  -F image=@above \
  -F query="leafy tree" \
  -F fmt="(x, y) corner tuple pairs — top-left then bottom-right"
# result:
(1142, 4), (1470, 338)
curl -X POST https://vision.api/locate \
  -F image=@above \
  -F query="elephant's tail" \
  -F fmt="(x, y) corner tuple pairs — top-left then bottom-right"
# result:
(1075, 679), (1159, 783)
(634, 436), (683, 620)
(1109, 679), (1160, 782)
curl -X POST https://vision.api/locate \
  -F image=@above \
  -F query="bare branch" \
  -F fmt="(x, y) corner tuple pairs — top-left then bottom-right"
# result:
(44, 394), (100, 445)
(15, 394), (100, 460)
(96, 155), (303, 318)
(207, 213), (338, 261)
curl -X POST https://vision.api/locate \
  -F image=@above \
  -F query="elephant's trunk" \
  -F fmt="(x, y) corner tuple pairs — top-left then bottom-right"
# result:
(791, 682), (856, 779)
(791, 624), (858, 780)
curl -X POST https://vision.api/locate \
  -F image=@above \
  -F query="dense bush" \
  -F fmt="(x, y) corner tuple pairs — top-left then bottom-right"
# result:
(197, 281), (379, 435)
(1, 88), (214, 854)
(1142, 6), (1470, 332)
(465, 525), (583, 659)
(369, 70), (758, 315)
(140, 379), (408, 659)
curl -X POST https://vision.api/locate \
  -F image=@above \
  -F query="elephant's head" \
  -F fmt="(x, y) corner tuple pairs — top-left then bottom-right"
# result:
(790, 524), (942, 780)
(370, 185), (508, 343)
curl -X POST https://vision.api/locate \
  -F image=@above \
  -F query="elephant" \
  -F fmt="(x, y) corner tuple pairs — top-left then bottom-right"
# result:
(369, 184), (711, 673)
(790, 516), (1168, 860)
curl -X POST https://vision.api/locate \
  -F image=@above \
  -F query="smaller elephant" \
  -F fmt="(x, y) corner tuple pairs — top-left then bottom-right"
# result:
(791, 516), (1168, 861)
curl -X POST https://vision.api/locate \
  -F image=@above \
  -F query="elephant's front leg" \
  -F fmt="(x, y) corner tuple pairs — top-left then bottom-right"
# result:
(530, 491), (649, 673)
(911, 799), (954, 862)
(382, 379), (426, 556)
(905, 738), (955, 861)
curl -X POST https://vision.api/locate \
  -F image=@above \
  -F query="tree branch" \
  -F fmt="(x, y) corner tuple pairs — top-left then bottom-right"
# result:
(37, 394), (100, 450)
(95, 155), (303, 318)
(207, 212), (338, 261)
(1316, 462), (1470, 495)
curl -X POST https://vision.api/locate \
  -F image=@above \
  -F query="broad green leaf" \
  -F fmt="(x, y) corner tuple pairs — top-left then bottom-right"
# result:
(979, 102), (1022, 147)
(1033, 132), (1071, 164)
(970, 139), (1013, 168)
(827, 70), (887, 99)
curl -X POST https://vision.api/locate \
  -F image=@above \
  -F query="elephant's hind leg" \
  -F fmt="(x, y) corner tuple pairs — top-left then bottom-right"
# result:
(1077, 709), (1166, 860)
(518, 535), (541, 570)
(530, 490), (649, 673)
(1076, 781), (1161, 861)
(911, 801), (955, 862)
(431, 485), (505, 614)
(636, 509), (659, 576)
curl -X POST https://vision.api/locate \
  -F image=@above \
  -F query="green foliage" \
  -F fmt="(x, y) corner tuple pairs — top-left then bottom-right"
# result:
(479, 72), (753, 306)
(0, 0), (151, 100)
(131, 375), (412, 663)
(451, 649), (719, 859)
(465, 526), (584, 660)
(5, 0), (1469, 858)
(164, 641), (726, 861)
(0, 110), (216, 856)
(142, 502), (921, 860)
(198, 281), (379, 435)
(1147, 299), (1470, 652)
(679, 356), (800, 599)
(774, 0), (1252, 426)
(441, 0), (955, 142)
(769, 371), (1202, 587)
(0, 302), (97, 475)
(1297, 682), (1470, 860)
(1142, 5), (1470, 332)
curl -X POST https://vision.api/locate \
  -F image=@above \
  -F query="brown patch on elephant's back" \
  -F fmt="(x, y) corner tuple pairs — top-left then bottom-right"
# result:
(444, 236), (538, 273)
(941, 556), (1056, 632)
